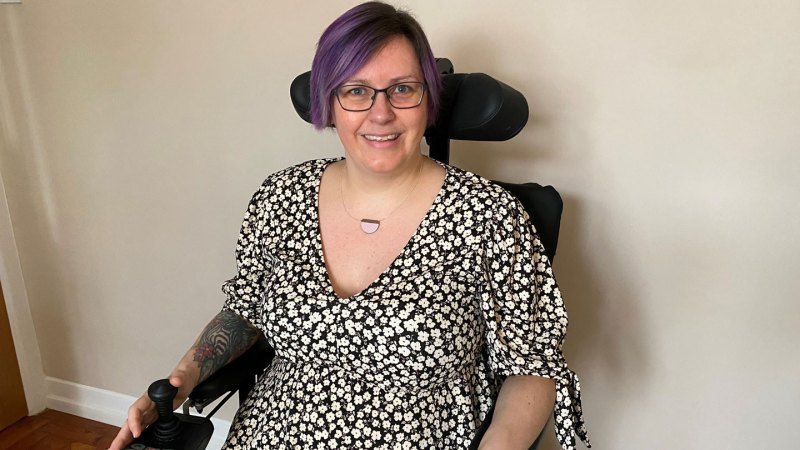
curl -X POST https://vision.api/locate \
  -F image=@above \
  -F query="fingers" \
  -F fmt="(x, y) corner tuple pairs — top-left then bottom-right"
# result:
(109, 381), (171, 450)
(109, 403), (155, 450)
(123, 394), (156, 441)
(108, 421), (134, 450)
(128, 403), (144, 438)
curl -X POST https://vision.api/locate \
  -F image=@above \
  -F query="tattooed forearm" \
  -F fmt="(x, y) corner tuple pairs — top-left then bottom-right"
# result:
(191, 310), (260, 383)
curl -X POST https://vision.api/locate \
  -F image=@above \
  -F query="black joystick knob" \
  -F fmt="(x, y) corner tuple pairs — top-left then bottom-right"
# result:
(147, 379), (183, 444)
(128, 378), (213, 450)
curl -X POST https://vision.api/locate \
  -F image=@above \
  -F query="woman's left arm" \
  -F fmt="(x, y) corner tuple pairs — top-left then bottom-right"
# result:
(478, 375), (555, 450)
(478, 188), (590, 450)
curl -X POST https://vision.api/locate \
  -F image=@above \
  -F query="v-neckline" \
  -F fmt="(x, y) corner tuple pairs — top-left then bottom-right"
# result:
(312, 157), (450, 301)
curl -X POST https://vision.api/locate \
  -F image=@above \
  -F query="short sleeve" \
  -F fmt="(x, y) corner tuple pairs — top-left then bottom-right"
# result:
(220, 181), (273, 331)
(481, 193), (591, 450)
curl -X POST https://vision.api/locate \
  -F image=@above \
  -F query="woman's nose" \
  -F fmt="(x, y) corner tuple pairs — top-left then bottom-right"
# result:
(368, 91), (395, 122)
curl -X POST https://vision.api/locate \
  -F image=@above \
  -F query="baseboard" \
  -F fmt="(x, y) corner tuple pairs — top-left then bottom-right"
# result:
(45, 377), (231, 450)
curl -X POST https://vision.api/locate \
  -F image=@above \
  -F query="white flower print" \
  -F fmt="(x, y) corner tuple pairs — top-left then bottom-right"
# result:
(221, 159), (589, 450)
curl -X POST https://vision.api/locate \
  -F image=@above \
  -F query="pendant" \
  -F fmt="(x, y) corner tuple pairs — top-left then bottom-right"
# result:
(360, 219), (380, 234)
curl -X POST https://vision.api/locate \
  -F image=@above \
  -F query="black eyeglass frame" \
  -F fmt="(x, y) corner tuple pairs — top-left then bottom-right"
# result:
(333, 82), (428, 112)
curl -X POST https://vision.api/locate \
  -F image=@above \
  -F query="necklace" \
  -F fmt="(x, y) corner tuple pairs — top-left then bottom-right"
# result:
(340, 161), (424, 234)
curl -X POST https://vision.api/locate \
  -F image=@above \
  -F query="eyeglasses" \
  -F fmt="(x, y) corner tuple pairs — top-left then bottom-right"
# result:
(334, 82), (427, 112)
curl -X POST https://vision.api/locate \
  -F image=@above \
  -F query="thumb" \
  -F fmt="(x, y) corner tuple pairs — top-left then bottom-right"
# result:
(169, 369), (196, 397)
(168, 372), (185, 388)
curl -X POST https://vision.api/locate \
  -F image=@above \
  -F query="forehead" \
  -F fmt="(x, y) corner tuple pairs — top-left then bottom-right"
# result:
(346, 36), (423, 84)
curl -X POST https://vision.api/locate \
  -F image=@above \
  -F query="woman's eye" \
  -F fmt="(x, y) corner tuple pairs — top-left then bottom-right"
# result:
(348, 87), (367, 96)
(393, 84), (410, 94)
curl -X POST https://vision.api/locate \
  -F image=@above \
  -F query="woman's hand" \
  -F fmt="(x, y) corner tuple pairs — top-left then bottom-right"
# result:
(108, 310), (258, 450)
(108, 370), (195, 450)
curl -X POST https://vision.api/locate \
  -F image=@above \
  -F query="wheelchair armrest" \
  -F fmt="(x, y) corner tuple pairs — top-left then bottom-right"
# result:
(188, 334), (275, 410)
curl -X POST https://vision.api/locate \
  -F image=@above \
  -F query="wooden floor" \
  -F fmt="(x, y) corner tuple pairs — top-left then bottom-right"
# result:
(0, 410), (119, 450)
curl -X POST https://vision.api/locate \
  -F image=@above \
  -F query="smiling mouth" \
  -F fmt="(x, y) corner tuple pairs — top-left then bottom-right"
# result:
(363, 133), (400, 142)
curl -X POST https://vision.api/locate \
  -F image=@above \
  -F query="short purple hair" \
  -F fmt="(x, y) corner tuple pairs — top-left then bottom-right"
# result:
(310, 1), (442, 129)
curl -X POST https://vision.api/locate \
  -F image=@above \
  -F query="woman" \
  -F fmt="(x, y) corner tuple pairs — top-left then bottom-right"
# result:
(110, 2), (589, 449)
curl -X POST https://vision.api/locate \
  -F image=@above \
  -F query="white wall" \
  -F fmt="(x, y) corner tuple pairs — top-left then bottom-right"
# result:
(1, 1), (798, 448)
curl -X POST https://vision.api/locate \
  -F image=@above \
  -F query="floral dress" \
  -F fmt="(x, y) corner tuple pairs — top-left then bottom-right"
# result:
(221, 158), (590, 449)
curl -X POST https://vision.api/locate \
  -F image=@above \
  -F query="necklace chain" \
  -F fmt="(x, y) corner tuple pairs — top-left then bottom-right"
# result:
(339, 161), (424, 233)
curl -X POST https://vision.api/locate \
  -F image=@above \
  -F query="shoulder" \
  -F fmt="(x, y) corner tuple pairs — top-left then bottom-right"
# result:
(245, 158), (338, 215)
(260, 158), (338, 190)
(250, 158), (337, 199)
(443, 164), (524, 217)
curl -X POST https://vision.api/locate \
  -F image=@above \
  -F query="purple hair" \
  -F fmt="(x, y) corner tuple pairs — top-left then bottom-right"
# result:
(310, 1), (442, 129)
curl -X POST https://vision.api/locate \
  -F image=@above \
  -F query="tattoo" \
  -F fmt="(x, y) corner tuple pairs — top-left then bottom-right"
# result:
(192, 310), (260, 383)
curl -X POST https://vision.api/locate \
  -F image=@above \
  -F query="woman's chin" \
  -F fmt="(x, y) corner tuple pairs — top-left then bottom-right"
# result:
(348, 144), (421, 174)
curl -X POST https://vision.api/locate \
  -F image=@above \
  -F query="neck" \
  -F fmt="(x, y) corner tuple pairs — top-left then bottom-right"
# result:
(338, 156), (426, 223)
(341, 156), (425, 199)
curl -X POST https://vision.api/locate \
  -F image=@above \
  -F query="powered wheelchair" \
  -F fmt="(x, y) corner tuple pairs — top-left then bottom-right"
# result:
(128, 59), (561, 450)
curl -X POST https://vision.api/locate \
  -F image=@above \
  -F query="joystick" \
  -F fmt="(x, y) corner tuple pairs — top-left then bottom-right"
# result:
(147, 379), (183, 443)
(126, 379), (214, 450)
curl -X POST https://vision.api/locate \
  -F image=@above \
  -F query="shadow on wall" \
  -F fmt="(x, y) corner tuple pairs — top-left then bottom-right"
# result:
(0, 7), (83, 385)
(536, 195), (650, 450)
(442, 30), (650, 447)
(454, 149), (651, 449)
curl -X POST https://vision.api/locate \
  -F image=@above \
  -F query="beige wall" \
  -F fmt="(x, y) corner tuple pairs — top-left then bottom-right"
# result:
(1, 0), (798, 448)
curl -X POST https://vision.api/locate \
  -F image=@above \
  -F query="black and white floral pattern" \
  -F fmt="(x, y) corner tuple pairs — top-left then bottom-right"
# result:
(221, 158), (589, 449)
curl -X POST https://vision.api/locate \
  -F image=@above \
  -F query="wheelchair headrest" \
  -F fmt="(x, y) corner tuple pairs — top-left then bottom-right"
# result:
(290, 71), (529, 142)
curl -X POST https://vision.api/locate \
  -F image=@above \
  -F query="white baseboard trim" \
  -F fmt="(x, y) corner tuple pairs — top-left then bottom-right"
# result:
(45, 377), (231, 450)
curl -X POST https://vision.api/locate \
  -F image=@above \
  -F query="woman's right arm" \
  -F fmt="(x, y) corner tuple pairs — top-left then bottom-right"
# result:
(108, 309), (260, 450)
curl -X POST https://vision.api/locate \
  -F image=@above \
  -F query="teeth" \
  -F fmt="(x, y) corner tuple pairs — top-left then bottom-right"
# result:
(363, 134), (399, 142)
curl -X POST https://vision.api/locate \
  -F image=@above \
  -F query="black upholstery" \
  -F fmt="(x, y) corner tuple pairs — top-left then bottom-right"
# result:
(288, 72), (312, 123)
(186, 335), (274, 413)
(494, 181), (563, 262)
(429, 73), (529, 140)
(166, 64), (560, 450)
